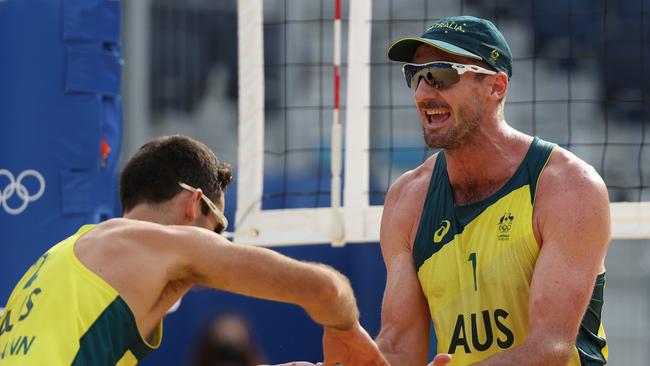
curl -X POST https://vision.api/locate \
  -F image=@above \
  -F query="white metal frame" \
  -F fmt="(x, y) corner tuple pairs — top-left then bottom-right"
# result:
(234, 0), (650, 246)
(123, 0), (151, 160)
(611, 202), (650, 239)
(234, 0), (377, 246)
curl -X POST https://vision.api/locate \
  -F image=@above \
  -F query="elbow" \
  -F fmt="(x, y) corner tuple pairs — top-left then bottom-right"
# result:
(317, 274), (344, 304)
(548, 343), (574, 364)
(318, 269), (354, 308)
(311, 266), (358, 326)
(526, 340), (574, 365)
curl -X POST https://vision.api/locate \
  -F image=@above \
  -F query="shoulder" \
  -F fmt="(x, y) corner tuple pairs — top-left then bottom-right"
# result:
(80, 218), (226, 286)
(385, 153), (438, 208)
(86, 218), (214, 257)
(93, 218), (202, 241)
(537, 145), (607, 200)
(535, 145), (610, 244)
(381, 153), (439, 250)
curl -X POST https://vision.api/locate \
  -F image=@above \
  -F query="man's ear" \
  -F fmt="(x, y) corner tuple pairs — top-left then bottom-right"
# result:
(490, 72), (508, 100)
(184, 189), (203, 221)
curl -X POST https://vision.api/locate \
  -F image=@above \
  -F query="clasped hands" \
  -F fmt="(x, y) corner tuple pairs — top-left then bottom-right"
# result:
(260, 320), (452, 366)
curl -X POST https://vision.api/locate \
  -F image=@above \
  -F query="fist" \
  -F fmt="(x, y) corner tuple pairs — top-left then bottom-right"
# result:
(427, 354), (451, 366)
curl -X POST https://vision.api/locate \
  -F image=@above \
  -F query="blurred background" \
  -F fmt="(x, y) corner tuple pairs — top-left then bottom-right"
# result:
(121, 0), (650, 364)
(1, 0), (649, 364)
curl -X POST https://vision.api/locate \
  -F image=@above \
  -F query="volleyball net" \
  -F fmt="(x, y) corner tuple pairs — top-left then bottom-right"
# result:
(234, 0), (650, 246)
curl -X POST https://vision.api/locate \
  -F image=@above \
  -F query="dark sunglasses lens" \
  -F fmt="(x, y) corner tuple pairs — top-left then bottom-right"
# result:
(430, 68), (460, 89)
(403, 64), (421, 88)
(404, 64), (459, 90)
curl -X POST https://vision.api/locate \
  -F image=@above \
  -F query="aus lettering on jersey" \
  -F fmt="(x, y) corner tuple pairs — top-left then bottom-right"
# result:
(0, 253), (49, 357)
(0, 335), (37, 359)
(448, 308), (515, 354)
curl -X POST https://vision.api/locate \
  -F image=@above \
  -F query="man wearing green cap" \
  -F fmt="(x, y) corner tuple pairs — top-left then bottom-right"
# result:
(376, 16), (610, 365)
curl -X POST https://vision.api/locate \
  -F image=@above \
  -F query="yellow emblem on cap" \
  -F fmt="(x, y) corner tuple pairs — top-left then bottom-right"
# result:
(490, 49), (500, 62)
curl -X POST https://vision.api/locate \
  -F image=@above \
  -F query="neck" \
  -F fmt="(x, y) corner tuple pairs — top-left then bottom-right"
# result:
(443, 122), (532, 204)
(123, 203), (177, 225)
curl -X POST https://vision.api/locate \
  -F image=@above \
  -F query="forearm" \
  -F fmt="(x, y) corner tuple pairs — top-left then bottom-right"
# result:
(376, 332), (429, 366)
(301, 263), (359, 330)
(187, 236), (358, 329)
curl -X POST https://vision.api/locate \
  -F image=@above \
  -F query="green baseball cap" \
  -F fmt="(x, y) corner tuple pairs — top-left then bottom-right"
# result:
(387, 16), (513, 78)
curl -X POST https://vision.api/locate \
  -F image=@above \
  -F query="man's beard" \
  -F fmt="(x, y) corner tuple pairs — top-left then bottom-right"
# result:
(424, 98), (483, 150)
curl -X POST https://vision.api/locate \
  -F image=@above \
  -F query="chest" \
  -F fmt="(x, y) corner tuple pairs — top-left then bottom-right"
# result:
(413, 185), (540, 299)
(451, 177), (511, 206)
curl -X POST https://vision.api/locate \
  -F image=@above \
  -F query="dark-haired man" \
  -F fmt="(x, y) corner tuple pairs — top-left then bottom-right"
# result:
(375, 16), (610, 365)
(0, 135), (388, 366)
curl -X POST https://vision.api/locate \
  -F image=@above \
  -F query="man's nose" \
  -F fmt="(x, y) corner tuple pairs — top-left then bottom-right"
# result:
(414, 77), (440, 102)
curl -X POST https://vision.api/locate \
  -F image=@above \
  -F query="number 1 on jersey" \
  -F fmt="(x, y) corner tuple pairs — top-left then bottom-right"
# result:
(468, 252), (478, 291)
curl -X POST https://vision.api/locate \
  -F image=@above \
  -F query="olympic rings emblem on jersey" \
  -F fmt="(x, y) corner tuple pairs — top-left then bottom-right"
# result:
(0, 169), (46, 215)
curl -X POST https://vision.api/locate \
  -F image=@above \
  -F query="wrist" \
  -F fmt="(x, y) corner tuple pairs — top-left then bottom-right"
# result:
(325, 319), (360, 333)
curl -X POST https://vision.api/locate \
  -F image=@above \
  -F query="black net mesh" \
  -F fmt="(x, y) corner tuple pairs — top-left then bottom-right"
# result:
(262, 0), (346, 209)
(260, 0), (650, 209)
(370, 0), (650, 204)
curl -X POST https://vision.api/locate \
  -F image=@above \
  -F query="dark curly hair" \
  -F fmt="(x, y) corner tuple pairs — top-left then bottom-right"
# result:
(120, 135), (233, 215)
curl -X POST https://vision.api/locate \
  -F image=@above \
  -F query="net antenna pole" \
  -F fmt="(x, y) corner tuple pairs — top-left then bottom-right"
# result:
(235, 0), (264, 241)
(330, 0), (345, 246)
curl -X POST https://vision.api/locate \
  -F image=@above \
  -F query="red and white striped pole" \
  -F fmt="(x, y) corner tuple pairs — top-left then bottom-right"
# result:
(331, 0), (344, 246)
(334, 0), (341, 118)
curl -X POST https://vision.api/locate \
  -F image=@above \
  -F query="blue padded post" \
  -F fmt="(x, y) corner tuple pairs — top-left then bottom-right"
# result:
(0, 0), (123, 300)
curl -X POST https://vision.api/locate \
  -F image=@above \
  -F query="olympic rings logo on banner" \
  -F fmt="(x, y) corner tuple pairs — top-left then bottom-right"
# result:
(0, 169), (46, 215)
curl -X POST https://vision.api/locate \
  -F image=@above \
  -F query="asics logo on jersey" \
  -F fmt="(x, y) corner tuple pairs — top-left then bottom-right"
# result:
(0, 169), (46, 215)
(434, 220), (451, 243)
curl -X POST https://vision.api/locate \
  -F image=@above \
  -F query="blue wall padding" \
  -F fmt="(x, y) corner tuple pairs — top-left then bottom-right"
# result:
(65, 47), (122, 95)
(60, 170), (115, 215)
(0, 0), (122, 299)
(63, 0), (121, 42)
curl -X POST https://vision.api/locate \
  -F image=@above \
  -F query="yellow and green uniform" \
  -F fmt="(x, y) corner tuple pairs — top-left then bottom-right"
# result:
(0, 225), (162, 365)
(414, 137), (607, 365)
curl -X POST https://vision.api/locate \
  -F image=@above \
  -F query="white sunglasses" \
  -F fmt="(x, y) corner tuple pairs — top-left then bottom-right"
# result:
(402, 61), (497, 91)
(178, 182), (228, 234)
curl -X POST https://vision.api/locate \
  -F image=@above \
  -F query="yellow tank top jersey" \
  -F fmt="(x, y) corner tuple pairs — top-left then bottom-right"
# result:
(413, 137), (607, 365)
(0, 225), (162, 365)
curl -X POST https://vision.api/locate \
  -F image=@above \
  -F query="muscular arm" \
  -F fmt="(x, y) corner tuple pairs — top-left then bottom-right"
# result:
(164, 227), (358, 330)
(376, 169), (432, 366)
(474, 154), (611, 365)
(171, 226), (389, 365)
(94, 219), (387, 366)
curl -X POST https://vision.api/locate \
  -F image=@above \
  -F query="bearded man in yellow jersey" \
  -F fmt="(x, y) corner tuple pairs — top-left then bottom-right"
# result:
(375, 16), (611, 366)
(0, 135), (388, 366)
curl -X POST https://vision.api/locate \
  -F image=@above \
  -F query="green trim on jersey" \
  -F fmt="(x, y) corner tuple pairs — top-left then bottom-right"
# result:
(72, 296), (152, 365)
(452, 136), (555, 228)
(576, 272), (607, 365)
(413, 136), (554, 271)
